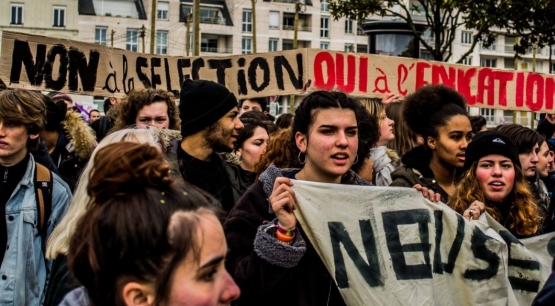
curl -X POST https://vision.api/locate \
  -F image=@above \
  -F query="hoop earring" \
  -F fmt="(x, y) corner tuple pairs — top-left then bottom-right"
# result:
(353, 154), (358, 164)
(298, 152), (306, 165)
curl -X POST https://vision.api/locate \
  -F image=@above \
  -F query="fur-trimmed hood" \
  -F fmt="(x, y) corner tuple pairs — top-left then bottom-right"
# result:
(222, 152), (242, 166)
(62, 111), (97, 160)
(157, 128), (183, 153)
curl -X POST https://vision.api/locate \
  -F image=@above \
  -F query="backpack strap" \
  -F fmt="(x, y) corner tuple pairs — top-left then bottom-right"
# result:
(34, 162), (53, 250)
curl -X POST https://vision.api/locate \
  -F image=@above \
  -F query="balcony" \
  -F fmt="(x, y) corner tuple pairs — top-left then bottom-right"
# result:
(201, 47), (232, 53)
(282, 25), (311, 31)
(274, 0), (295, 3)
(200, 17), (226, 25)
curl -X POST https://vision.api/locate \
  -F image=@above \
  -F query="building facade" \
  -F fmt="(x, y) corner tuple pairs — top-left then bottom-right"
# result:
(0, 0), (547, 121)
(0, 0), (79, 42)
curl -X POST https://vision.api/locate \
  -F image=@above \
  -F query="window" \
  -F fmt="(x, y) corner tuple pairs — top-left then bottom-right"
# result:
(269, 39), (278, 52)
(283, 14), (294, 30)
(461, 56), (472, 66)
(200, 8), (222, 24)
(345, 19), (353, 34)
(53, 6), (65, 27)
(321, 0), (329, 12)
(551, 63), (555, 74)
(283, 41), (293, 50)
(242, 37), (252, 54)
(410, 1), (425, 15)
(480, 108), (495, 125)
(95, 27), (107, 45)
(157, 2), (169, 20)
(504, 58), (515, 70)
(420, 51), (433, 61)
(320, 43), (329, 50)
(201, 37), (219, 52)
(482, 36), (497, 51)
(320, 17), (329, 38)
(344, 44), (354, 52)
(480, 58), (496, 68)
(126, 29), (138, 52)
(357, 44), (367, 53)
(269, 11), (279, 29)
(461, 31), (472, 44)
(156, 31), (168, 54)
(242, 10), (252, 32)
(10, 4), (23, 25)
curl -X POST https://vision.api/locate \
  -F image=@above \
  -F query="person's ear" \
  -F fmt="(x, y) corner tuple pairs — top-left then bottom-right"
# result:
(121, 282), (155, 306)
(427, 136), (436, 150)
(236, 148), (242, 157)
(29, 133), (40, 140)
(295, 131), (307, 153)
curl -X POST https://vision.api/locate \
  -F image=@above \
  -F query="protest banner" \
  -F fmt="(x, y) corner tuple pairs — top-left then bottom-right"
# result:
(2, 31), (555, 113)
(291, 181), (554, 306)
(0, 31), (304, 99)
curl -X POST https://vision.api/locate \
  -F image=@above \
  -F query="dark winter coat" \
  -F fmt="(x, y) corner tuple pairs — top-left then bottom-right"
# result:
(43, 255), (80, 306)
(390, 146), (451, 203)
(224, 165), (369, 306)
(51, 111), (96, 191)
(172, 140), (255, 215)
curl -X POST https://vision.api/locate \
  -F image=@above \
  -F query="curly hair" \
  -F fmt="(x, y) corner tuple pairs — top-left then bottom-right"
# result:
(448, 161), (541, 236)
(254, 127), (299, 175)
(402, 85), (468, 141)
(112, 89), (180, 131)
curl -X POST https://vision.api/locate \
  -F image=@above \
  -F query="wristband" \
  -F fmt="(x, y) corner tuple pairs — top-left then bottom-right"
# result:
(277, 224), (296, 237)
(276, 230), (295, 242)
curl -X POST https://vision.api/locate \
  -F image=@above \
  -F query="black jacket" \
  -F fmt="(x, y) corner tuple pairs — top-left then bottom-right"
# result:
(51, 111), (96, 191)
(390, 146), (451, 203)
(224, 165), (369, 306)
(174, 141), (254, 215)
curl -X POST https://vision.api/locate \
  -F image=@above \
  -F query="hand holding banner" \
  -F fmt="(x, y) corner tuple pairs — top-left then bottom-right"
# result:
(292, 181), (553, 306)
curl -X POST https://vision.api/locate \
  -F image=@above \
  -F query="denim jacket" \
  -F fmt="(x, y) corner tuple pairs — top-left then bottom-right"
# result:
(0, 155), (71, 306)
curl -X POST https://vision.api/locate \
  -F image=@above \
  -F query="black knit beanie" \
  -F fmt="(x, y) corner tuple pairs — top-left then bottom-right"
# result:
(179, 79), (238, 137)
(464, 131), (521, 171)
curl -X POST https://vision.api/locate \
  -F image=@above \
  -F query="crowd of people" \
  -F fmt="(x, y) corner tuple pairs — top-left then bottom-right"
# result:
(1, 76), (555, 305)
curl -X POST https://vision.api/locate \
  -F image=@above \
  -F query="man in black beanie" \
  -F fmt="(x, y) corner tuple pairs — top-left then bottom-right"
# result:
(178, 79), (251, 214)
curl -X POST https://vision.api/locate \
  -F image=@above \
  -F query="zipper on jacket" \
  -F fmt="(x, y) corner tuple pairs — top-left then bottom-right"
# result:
(3, 169), (7, 183)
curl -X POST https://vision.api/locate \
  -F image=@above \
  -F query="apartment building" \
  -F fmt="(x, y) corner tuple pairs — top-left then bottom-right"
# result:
(449, 30), (545, 128)
(73, 0), (369, 57)
(0, 0), (546, 120)
(0, 0), (79, 42)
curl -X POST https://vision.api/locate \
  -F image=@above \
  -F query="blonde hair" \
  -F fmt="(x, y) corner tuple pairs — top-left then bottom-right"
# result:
(448, 162), (542, 236)
(360, 99), (385, 124)
(46, 128), (163, 259)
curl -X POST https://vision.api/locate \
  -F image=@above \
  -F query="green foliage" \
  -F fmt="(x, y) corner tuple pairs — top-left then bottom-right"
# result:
(329, 0), (555, 62)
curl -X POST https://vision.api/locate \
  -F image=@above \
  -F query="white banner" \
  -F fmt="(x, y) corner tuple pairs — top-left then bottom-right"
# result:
(291, 181), (555, 306)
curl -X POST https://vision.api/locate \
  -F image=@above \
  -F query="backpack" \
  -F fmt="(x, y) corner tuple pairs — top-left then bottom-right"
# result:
(34, 162), (53, 251)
